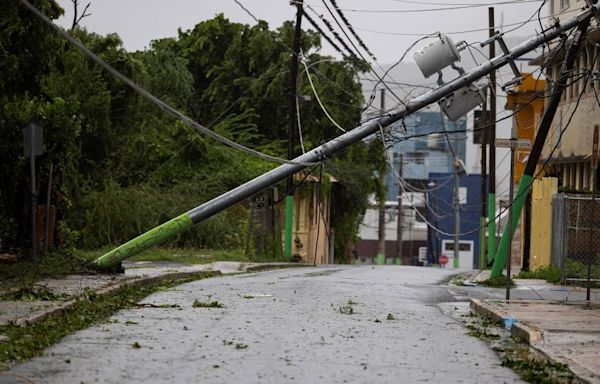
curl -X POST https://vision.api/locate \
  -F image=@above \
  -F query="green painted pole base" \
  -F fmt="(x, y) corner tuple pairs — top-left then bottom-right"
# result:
(490, 175), (532, 278)
(487, 194), (496, 264)
(94, 213), (193, 268)
(376, 253), (385, 265)
(283, 195), (294, 260)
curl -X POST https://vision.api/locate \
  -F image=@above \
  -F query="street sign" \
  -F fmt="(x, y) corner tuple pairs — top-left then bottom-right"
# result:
(439, 255), (449, 265)
(22, 123), (43, 157)
(592, 125), (599, 170)
(494, 138), (531, 149)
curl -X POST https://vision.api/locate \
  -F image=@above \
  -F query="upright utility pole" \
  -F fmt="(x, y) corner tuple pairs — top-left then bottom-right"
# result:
(453, 133), (460, 267)
(480, 90), (488, 269)
(284, 0), (304, 260)
(487, 7), (497, 264)
(377, 88), (387, 265)
(396, 154), (403, 264)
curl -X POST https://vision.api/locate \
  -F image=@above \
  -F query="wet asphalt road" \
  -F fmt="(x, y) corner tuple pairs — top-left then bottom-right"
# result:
(5, 266), (525, 383)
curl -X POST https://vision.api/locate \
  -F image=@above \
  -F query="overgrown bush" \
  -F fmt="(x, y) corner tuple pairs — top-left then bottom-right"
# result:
(69, 181), (247, 250)
(516, 265), (561, 283)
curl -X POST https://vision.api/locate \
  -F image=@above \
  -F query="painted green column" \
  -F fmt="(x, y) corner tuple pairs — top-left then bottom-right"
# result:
(479, 217), (487, 269)
(491, 175), (532, 277)
(487, 195), (496, 264)
(283, 195), (294, 259)
(95, 213), (193, 268)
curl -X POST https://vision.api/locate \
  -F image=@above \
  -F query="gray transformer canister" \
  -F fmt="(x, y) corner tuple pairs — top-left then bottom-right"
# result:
(413, 34), (461, 78)
(439, 86), (484, 121)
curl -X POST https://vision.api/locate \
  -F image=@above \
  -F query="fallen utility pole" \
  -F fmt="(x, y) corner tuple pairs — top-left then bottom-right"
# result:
(95, 6), (599, 268)
(490, 18), (591, 278)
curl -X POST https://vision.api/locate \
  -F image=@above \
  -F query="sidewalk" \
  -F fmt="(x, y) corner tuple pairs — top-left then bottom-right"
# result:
(471, 294), (600, 383)
(0, 261), (304, 329)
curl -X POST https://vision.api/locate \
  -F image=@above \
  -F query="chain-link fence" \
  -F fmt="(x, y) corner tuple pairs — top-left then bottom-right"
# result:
(551, 193), (600, 285)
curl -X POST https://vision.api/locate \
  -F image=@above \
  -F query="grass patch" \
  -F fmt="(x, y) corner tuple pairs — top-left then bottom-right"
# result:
(0, 251), (97, 291)
(516, 265), (561, 284)
(481, 275), (516, 288)
(76, 247), (251, 266)
(0, 271), (218, 369)
(1, 286), (67, 301)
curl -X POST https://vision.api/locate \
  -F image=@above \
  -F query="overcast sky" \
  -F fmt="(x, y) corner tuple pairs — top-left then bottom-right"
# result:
(54, 0), (550, 65)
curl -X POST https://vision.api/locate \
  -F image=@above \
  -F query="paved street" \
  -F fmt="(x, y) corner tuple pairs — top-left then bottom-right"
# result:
(4, 266), (525, 383)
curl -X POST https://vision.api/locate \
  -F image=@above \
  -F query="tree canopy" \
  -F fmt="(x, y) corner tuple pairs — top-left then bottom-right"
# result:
(0, 0), (383, 261)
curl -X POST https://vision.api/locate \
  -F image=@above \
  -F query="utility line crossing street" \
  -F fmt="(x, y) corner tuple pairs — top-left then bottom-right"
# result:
(5, 267), (524, 383)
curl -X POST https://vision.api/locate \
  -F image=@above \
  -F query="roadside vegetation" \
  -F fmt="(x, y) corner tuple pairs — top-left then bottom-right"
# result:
(462, 312), (574, 384)
(517, 262), (600, 287)
(0, 271), (219, 369)
(0, 1), (382, 274)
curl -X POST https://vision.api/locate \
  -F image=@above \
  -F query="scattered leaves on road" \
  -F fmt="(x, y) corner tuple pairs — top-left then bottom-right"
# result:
(193, 300), (223, 308)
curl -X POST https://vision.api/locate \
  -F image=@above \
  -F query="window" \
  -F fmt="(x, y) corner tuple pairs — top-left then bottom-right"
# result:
(560, 0), (570, 10)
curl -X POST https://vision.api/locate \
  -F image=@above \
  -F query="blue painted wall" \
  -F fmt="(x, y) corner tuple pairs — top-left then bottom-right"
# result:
(427, 173), (483, 269)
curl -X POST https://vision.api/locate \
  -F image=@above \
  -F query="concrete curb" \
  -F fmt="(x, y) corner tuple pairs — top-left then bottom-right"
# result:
(14, 270), (221, 326)
(244, 263), (312, 273)
(470, 299), (600, 384)
(13, 263), (308, 327)
(469, 299), (543, 343)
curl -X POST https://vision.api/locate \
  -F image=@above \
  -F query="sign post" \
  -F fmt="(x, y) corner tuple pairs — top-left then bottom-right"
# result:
(494, 138), (529, 300)
(588, 126), (598, 302)
(23, 123), (43, 271)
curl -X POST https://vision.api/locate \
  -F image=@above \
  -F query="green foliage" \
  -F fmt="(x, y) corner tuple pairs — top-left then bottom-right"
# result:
(516, 265), (562, 284)
(70, 181), (248, 249)
(564, 258), (600, 280)
(0, 251), (95, 289)
(0, 7), (374, 265)
(329, 141), (385, 262)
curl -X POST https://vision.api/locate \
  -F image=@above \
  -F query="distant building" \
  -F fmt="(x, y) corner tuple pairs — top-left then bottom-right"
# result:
(427, 173), (483, 270)
(357, 111), (467, 264)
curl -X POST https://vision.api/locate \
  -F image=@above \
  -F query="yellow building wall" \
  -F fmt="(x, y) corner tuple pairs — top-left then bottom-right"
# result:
(290, 183), (331, 265)
(505, 73), (546, 183)
(529, 177), (558, 270)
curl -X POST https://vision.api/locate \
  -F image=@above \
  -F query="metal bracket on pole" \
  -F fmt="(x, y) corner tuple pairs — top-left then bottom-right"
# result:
(481, 32), (523, 90)
(585, 0), (600, 24)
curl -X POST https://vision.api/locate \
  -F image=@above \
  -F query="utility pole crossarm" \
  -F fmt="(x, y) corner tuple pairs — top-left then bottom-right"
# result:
(94, 5), (600, 268)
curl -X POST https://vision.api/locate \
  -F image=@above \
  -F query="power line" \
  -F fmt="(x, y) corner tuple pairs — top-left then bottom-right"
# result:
(352, 8), (578, 37)
(294, 0), (543, 14)
(328, 0), (377, 60)
(314, 0), (410, 108)
(305, 5), (358, 59)
(301, 10), (344, 56)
